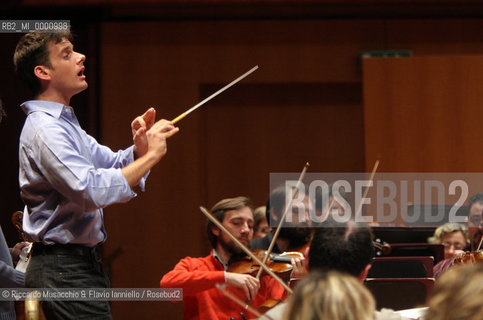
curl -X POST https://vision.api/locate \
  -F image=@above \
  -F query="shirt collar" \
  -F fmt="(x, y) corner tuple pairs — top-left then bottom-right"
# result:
(21, 100), (71, 120)
(212, 249), (228, 271)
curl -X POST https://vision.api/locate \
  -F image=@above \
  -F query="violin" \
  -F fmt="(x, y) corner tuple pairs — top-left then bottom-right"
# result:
(453, 250), (483, 265)
(201, 164), (309, 318)
(454, 230), (483, 265)
(227, 250), (304, 282)
(373, 239), (392, 256)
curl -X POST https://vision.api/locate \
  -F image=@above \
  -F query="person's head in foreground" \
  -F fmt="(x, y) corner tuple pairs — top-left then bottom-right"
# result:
(283, 270), (376, 320)
(425, 264), (483, 320)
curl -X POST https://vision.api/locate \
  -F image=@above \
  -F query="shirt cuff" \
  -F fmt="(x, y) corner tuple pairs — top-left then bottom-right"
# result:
(129, 146), (150, 192)
(138, 170), (150, 192)
(14, 269), (25, 287)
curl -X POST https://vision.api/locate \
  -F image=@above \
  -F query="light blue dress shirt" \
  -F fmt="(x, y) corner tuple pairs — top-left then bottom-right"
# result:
(19, 100), (144, 247)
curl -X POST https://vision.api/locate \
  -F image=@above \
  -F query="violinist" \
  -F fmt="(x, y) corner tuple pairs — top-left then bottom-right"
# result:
(313, 183), (349, 222)
(160, 197), (286, 320)
(433, 193), (483, 278)
(250, 186), (313, 279)
(428, 223), (469, 261)
(253, 206), (270, 240)
(263, 220), (409, 320)
(466, 193), (483, 252)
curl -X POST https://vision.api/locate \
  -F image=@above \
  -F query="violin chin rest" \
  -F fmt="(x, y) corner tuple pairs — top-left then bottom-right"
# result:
(270, 252), (304, 263)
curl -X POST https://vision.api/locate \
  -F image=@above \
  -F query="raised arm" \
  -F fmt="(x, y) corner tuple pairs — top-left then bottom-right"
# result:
(131, 107), (156, 159)
(122, 118), (178, 187)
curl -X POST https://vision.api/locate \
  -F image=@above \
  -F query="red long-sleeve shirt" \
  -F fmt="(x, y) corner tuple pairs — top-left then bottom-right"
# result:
(161, 252), (287, 320)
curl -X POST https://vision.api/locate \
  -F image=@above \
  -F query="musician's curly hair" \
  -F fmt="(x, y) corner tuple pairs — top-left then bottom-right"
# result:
(428, 222), (469, 245)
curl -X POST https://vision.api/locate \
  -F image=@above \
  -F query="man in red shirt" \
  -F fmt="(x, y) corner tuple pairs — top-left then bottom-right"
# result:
(161, 196), (286, 320)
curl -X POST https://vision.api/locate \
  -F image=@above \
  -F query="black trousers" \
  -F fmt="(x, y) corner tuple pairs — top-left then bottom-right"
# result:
(25, 243), (112, 320)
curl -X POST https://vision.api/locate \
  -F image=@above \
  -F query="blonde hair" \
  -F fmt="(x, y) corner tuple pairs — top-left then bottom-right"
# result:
(425, 264), (483, 320)
(283, 271), (376, 320)
(428, 222), (469, 245)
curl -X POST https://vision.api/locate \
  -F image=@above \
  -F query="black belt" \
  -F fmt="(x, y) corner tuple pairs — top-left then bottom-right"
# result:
(31, 242), (102, 262)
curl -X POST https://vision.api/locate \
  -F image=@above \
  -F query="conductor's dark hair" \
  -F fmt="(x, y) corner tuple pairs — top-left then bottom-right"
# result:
(13, 31), (73, 96)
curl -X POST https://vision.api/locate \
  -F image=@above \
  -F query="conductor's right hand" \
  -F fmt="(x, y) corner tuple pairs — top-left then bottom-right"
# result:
(226, 272), (260, 301)
(145, 119), (179, 163)
(121, 118), (178, 187)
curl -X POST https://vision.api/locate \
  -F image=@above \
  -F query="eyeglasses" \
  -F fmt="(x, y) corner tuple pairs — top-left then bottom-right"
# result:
(468, 214), (483, 226)
(441, 242), (465, 250)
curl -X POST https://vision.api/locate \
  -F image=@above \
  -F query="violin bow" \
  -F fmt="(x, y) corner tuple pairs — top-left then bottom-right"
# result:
(319, 190), (338, 224)
(171, 66), (259, 124)
(476, 232), (483, 252)
(354, 160), (380, 219)
(215, 284), (275, 320)
(255, 162), (310, 280)
(199, 207), (293, 294)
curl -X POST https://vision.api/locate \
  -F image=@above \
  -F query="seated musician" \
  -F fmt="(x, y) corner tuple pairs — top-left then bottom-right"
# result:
(263, 220), (409, 320)
(160, 196), (286, 320)
(433, 193), (483, 278)
(252, 206), (270, 240)
(428, 223), (468, 260)
(250, 186), (313, 279)
(313, 183), (349, 221)
(466, 193), (483, 252)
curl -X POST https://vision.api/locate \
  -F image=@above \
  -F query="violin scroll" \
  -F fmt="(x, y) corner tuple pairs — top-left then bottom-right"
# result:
(373, 239), (391, 256)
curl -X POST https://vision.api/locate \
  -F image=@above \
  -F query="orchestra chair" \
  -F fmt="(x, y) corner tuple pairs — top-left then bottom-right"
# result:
(372, 226), (436, 244)
(365, 277), (434, 311)
(367, 256), (434, 278)
(381, 243), (444, 264)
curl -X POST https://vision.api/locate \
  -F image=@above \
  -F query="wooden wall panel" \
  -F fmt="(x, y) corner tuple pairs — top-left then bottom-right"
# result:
(386, 19), (483, 55)
(98, 18), (483, 318)
(0, 4), (482, 317)
(199, 82), (364, 205)
(363, 55), (483, 172)
(100, 19), (379, 318)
